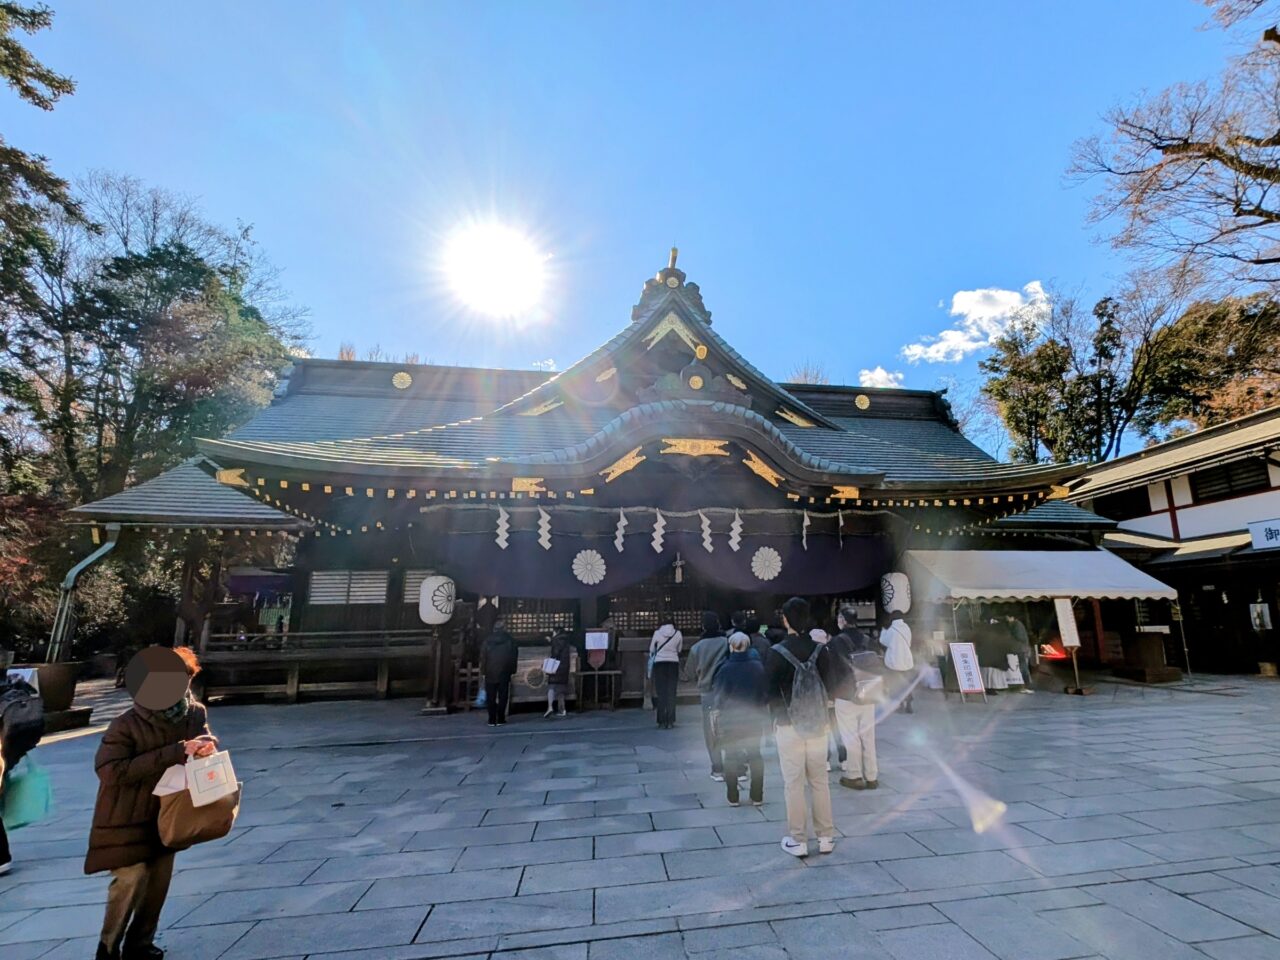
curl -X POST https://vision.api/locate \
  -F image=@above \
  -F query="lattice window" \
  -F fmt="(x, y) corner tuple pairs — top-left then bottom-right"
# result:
(1190, 458), (1269, 503)
(308, 570), (388, 605)
(403, 569), (434, 604)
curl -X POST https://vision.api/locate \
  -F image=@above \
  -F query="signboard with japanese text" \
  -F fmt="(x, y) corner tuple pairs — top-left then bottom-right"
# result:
(1248, 518), (1280, 551)
(948, 642), (984, 694)
(1054, 598), (1081, 649)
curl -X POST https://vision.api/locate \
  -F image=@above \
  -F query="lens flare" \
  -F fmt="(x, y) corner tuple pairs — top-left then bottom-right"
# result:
(443, 222), (547, 318)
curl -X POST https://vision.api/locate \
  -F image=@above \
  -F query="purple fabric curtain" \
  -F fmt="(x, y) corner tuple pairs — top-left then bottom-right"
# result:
(433, 531), (888, 598)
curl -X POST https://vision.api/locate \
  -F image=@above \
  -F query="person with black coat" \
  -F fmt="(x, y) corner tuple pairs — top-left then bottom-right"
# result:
(481, 619), (519, 726)
(711, 632), (768, 806)
(545, 629), (574, 718)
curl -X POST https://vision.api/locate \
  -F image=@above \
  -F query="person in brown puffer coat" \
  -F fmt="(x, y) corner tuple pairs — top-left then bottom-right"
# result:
(86, 646), (217, 960)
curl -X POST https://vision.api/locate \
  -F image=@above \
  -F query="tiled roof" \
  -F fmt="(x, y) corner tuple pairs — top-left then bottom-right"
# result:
(993, 501), (1116, 529)
(69, 459), (306, 528)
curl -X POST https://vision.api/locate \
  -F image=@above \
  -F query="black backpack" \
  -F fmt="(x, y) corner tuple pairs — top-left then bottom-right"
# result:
(0, 678), (45, 766)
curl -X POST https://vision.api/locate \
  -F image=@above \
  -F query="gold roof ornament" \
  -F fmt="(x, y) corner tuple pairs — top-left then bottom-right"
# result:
(519, 397), (564, 417)
(855, 394), (871, 410)
(659, 438), (730, 457)
(511, 477), (547, 494)
(726, 373), (747, 391)
(215, 468), (249, 488)
(776, 408), (815, 428)
(600, 446), (646, 482)
(595, 367), (617, 382)
(644, 312), (700, 352)
(392, 371), (413, 390)
(831, 485), (860, 499)
(742, 449), (783, 487)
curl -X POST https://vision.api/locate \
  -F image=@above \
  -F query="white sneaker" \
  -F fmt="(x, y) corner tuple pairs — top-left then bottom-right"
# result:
(781, 837), (808, 858)
(818, 837), (836, 854)
(711, 773), (725, 782)
(0, 860), (11, 875)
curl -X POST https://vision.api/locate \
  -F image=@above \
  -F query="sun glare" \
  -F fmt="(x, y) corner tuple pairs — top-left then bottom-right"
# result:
(443, 222), (547, 318)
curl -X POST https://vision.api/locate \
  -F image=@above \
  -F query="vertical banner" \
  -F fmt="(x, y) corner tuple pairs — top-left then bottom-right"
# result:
(1054, 598), (1081, 648)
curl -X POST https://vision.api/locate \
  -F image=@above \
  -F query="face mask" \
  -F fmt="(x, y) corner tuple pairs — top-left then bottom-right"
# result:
(157, 693), (191, 724)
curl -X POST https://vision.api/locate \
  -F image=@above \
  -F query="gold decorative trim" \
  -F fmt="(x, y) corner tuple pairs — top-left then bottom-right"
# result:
(1047, 484), (1071, 500)
(644, 312), (700, 352)
(726, 373), (747, 391)
(776, 408), (815, 428)
(519, 397), (564, 417)
(215, 468), (249, 488)
(659, 438), (730, 457)
(392, 371), (412, 390)
(595, 367), (617, 383)
(688, 374), (704, 390)
(512, 477), (547, 494)
(832, 485), (860, 499)
(742, 449), (783, 487)
(600, 447), (647, 483)
(855, 394), (871, 410)
(694, 344), (708, 360)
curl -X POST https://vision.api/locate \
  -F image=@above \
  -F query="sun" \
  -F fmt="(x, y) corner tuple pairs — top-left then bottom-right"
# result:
(443, 222), (547, 318)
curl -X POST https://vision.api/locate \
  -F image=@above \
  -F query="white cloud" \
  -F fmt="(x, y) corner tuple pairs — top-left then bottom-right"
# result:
(531, 358), (557, 372)
(902, 280), (1048, 364)
(858, 366), (904, 388)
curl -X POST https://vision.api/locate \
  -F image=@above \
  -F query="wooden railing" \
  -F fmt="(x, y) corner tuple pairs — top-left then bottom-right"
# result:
(201, 628), (436, 654)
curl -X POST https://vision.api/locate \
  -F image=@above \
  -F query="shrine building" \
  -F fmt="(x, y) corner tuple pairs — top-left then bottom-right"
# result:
(68, 253), (1175, 704)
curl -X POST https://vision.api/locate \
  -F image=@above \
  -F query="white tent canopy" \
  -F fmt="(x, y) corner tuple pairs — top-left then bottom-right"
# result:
(905, 549), (1178, 603)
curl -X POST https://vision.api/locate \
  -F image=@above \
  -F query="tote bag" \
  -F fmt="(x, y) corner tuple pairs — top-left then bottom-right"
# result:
(0, 756), (53, 828)
(159, 783), (240, 849)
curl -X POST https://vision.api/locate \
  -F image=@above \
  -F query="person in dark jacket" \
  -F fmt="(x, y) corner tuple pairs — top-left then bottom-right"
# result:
(683, 611), (728, 780)
(545, 629), (574, 718)
(712, 632), (767, 806)
(87, 646), (217, 960)
(0, 727), (10, 876)
(765, 597), (839, 857)
(481, 619), (519, 726)
(830, 608), (886, 790)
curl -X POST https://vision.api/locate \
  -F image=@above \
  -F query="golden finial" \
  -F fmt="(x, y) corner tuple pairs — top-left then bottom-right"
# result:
(669, 246), (678, 269)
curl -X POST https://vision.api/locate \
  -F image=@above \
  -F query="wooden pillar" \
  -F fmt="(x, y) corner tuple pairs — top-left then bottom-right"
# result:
(286, 663), (300, 703)
(1091, 598), (1106, 663)
(376, 660), (391, 699)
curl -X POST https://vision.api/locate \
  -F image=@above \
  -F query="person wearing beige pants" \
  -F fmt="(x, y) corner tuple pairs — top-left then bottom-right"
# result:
(775, 722), (835, 844)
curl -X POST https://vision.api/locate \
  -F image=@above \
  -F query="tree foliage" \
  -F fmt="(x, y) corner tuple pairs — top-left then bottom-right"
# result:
(1074, 1), (1280, 286)
(981, 276), (1280, 462)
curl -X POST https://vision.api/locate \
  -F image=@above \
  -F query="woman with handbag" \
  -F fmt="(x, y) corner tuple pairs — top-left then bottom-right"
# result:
(544, 629), (574, 719)
(86, 646), (218, 960)
(648, 622), (683, 729)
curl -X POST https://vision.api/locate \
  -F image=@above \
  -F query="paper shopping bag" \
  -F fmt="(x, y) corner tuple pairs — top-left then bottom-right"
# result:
(159, 782), (240, 849)
(185, 750), (238, 807)
(0, 756), (53, 828)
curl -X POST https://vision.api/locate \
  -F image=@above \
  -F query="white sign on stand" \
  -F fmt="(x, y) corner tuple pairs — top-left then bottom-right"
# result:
(948, 642), (985, 701)
(1054, 598), (1080, 648)
(584, 631), (609, 650)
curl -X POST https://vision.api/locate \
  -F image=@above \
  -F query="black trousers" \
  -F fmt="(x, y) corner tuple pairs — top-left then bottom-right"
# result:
(652, 662), (679, 727)
(722, 733), (765, 805)
(485, 680), (510, 724)
(0, 812), (10, 865)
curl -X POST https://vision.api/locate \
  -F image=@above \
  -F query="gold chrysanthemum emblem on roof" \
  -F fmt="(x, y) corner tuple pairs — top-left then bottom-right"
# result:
(855, 393), (871, 410)
(392, 371), (412, 390)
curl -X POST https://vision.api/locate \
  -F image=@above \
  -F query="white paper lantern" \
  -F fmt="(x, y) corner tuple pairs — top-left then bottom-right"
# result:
(880, 571), (911, 615)
(418, 575), (456, 625)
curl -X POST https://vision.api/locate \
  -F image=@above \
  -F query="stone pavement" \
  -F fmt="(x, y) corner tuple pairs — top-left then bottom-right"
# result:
(4, 679), (1280, 960)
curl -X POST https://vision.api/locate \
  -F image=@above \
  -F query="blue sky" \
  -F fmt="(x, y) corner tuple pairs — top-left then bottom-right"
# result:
(9, 1), (1233, 395)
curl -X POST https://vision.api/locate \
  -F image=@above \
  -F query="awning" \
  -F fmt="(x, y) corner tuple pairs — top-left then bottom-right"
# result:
(905, 549), (1178, 602)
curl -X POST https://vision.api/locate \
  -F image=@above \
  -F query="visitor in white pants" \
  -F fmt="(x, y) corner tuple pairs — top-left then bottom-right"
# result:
(829, 606), (884, 790)
(834, 699), (877, 783)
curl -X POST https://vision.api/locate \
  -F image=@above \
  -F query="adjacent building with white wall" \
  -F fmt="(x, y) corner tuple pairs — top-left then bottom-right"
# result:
(1070, 407), (1280, 673)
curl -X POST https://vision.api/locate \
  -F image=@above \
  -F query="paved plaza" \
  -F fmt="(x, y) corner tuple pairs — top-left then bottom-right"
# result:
(4, 679), (1280, 960)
